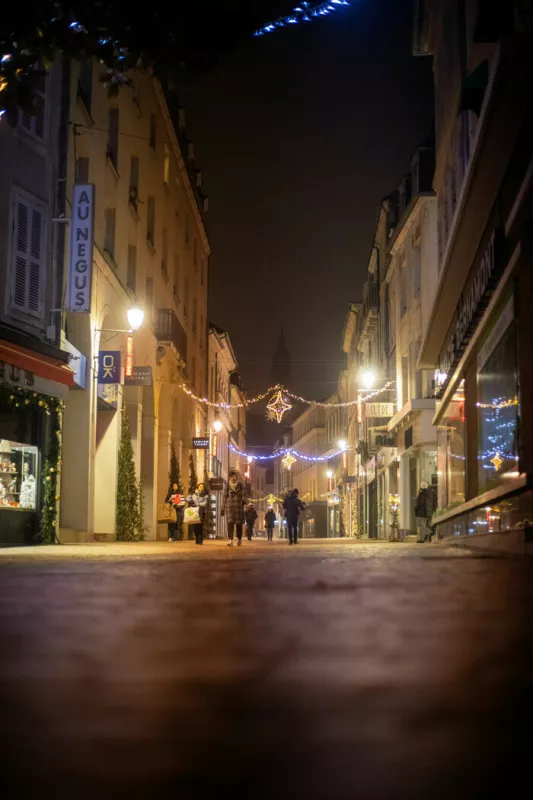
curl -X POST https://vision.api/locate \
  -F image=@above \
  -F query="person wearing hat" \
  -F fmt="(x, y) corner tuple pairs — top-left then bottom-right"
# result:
(414, 480), (436, 543)
(244, 502), (258, 541)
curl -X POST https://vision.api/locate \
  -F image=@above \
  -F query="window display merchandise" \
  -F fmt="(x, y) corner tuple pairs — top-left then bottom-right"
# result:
(0, 440), (39, 510)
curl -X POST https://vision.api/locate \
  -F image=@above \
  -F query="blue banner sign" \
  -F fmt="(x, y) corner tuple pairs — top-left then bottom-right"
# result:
(98, 351), (121, 384)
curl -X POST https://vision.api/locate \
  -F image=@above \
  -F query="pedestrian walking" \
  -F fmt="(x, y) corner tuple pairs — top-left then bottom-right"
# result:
(165, 483), (185, 542)
(265, 506), (276, 541)
(187, 482), (209, 545)
(221, 470), (247, 546)
(414, 480), (436, 543)
(245, 502), (258, 541)
(283, 488), (306, 545)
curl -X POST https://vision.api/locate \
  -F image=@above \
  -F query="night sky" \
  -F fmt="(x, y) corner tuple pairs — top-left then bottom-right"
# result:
(185, 0), (433, 403)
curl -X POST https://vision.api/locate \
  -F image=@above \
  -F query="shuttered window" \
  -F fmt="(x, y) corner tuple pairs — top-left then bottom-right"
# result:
(11, 192), (45, 316)
(107, 108), (119, 170)
(19, 69), (46, 141)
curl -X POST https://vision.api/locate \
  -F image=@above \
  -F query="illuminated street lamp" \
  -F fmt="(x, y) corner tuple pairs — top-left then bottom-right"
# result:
(126, 304), (144, 332)
(326, 469), (334, 479)
(338, 439), (347, 451)
(360, 369), (375, 390)
(212, 419), (223, 433)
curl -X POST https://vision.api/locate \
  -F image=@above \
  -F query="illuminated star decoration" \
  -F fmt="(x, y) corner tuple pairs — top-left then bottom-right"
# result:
(254, 1), (351, 37)
(490, 452), (503, 471)
(266, 390), (292, 424)
(267, 493), (278, 506)
(281, 451), (297, 470)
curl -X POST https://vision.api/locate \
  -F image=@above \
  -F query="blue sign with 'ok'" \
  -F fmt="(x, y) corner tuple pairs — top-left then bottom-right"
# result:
(98, 351), (121, 384)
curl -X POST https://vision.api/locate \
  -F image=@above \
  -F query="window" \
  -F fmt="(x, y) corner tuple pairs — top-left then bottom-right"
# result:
(173, 254), (180, 299)
(191, 356), (196, 389)
(413, 244), (421, 297)
(75, 157), (89, 183)
(19, 69), (46, 141)
(149, 114), (156, 151)
(104, 208), (116, 260)
(161, 228), (168, 275)
(200, 314), (204, 350)
(107, 108), (119, 171)
(129, 156), (139, 209)
(477, 297), (519, 493)
(184, 277), (189, 318)
(400, 262), (408, 316)
(127, 245), (137, 292)
(192, 297), (197, 334)
(11, 191), (45, 316)
(146, 196), (155, 247)
(163, 145), (170, 186)
(0, 442), (39, 511)
(145, 277), (153, 324)
(78, 55), (93, 112)
(437, 381), (466, 511)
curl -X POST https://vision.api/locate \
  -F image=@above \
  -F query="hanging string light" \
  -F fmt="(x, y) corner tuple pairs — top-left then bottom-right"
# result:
(177, 380), (394, 412)
(254, 1), (351, 37)
(229, 443), (348, 463)
(281, 451), (297, 470)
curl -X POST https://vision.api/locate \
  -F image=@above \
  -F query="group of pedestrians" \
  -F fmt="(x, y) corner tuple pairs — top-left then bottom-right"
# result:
(164, 469), (307, 546)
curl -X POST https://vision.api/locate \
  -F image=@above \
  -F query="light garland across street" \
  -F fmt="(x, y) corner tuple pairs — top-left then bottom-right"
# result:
(254, 1), (351, 37)
(229, 444), (348, 463)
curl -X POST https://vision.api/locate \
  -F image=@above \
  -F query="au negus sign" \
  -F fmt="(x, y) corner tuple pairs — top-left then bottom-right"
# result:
(67, 184), (95, 312)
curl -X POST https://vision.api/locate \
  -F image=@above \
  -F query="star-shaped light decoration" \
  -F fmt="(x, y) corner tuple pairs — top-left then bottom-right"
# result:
(490, 451), (503, 471)
(266, 390), (292, 424)
(281, 451), (297, 471)
(267, 493), (278, 506)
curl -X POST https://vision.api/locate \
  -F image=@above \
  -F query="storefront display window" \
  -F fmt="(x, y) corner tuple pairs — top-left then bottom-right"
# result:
(477, 298), (519, 493)
(0, 439), (39, 510)
(437, 381), (466, 511)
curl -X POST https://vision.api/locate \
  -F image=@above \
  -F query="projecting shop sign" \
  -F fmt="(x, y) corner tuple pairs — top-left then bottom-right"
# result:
(67, 184), (95, 312)
(124, 366), (153, 386)
(365, 402), (395, 418)
(98, 351), (121, 384)
(192, 437), (210, 449)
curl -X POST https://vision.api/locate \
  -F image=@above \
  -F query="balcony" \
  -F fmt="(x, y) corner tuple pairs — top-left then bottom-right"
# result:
(155, 308), (187, 364)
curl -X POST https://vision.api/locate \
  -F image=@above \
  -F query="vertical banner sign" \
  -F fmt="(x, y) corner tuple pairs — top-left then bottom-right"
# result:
(98, 351), (121, 384)
(67, 184), (95, 312)
(125, 335), (134, 378)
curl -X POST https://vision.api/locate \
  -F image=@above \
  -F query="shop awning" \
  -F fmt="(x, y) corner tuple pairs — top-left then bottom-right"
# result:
(0, 339), (74, 387)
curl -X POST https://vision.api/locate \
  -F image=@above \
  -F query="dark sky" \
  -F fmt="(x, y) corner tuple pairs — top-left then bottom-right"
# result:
(184, 0), (433, 401)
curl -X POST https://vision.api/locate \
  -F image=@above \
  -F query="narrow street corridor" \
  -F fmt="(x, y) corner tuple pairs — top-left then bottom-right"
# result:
(0, 540), (531, 798)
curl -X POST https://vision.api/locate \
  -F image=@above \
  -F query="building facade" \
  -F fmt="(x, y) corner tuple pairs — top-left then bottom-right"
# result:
(414, 0), (533, 551)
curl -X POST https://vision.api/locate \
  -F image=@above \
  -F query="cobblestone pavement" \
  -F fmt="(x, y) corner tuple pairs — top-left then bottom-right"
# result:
(0, 539), (532, 799)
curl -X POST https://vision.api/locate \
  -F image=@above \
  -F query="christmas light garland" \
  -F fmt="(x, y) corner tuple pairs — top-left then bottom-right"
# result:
(254, 1), (351, 37)
(229, 443), (348, 463)
(178, 381), (394, 412)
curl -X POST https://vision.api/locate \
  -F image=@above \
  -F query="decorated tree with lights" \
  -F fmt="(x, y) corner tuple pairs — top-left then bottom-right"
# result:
(187, 452), (199, 539)
(168, 441), (184, 540)
(116, 404), (140, 541)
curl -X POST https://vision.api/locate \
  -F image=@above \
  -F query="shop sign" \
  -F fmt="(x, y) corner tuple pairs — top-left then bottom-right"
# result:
(192, 437), (209, 449)
(210, 477), (224, 490)
(98, 351), (121, 384)
(61, 337), (87, 389)
(124, 366), (152, 386)
(437, 229), (505, 392)
(365, 402), (395, 418)
(67, 184), (95, 313)
(0, 361), (34, 387)
(97, 382), (118, 409)
(125, 335), (133, 378)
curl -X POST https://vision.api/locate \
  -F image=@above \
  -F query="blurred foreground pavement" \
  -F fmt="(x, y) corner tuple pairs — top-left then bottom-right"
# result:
(0, 539), (532, 799)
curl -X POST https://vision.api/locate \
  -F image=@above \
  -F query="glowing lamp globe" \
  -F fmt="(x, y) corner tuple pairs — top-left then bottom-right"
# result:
(212, 420), (223, 433)
(127, 305), (144, 331)
(338, 439), (347, 451)
(361, 369), (375, 390)
(326, 469), (334, 479)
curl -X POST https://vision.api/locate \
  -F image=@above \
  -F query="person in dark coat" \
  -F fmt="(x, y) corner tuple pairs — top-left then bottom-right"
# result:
(414, 480), (436, 543)
(165, 483), (185, 542)
(265, 506), (276, 541)
(222, 470), (247, 546)
(186, 482), (209, 545)
(283, 488), (306, 545)
(245, 503), (258, 541)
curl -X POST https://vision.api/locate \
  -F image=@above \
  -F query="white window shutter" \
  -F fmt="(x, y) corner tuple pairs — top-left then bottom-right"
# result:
(12, 193), (45, 317)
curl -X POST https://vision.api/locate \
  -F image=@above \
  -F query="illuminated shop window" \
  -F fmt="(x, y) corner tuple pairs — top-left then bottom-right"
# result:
(0, 440), (39, 511)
